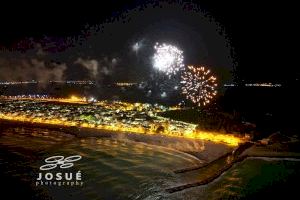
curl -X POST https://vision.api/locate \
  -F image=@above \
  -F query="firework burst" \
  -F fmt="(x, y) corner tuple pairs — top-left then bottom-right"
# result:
(152, 43), (184, 76)
(181, 65), (217, 106)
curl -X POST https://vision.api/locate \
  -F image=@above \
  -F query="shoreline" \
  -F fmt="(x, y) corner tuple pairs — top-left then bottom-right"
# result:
(0, 119), (234, 163)
(166, 153), (300, 193)
(166, 135), (300, 193)
(2, 119), (298, 194)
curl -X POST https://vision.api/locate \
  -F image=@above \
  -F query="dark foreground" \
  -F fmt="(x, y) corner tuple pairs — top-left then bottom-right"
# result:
(1, 123), (300, 199)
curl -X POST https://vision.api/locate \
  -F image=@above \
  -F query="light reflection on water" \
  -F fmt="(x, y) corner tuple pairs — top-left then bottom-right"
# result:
(0, 127), (200, 200)
(1, 127), (300, 200)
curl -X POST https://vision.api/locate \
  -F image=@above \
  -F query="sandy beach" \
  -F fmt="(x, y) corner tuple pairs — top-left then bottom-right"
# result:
(0, 119), (234, 163)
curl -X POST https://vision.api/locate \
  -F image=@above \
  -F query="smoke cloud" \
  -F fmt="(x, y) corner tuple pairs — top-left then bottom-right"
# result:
(0, 57), (67, 82)
(74, 58), (98, 79)
(74, 57), (118, 80)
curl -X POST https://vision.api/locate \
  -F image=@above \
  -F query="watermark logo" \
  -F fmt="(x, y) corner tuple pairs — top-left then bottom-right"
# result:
(40, 155), (82, 170)
(36, 155), (83, 187)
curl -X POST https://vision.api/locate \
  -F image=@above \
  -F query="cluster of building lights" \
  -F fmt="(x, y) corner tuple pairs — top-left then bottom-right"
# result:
(2, 95), (88, 104)
(0, 80), (95, 85)
(244, 83), (282, 87)
(0, 80), (38, 85)
(224, 83), (282, 87)
(0, 80), (282, 88)
(0, 96), (245, 146)
(115, 82), (137, 87)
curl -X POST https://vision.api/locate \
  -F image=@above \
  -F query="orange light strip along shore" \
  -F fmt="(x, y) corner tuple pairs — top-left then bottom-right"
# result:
(0, 112), (245, 146)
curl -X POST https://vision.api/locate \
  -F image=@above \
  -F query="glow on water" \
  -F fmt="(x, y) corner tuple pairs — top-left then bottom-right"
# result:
(0, 127), (202, 200)
(0, 113), (244, 146)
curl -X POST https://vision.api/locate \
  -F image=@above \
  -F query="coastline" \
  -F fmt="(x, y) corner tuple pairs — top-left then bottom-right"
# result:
(2, 119), (299, 194)
(0, 119), (234, 163)
(166, 133), (300, 193)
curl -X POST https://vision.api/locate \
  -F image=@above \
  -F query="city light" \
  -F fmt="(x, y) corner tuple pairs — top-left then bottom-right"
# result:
(0, 97), (246, 146)
(0, 80), (95, 85)
(115, 82), (137, 87)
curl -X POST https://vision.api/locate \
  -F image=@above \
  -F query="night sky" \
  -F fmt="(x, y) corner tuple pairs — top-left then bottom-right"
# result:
(0, 0), (298, 84)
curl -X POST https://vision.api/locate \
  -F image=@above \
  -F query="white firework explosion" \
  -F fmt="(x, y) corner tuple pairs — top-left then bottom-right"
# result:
(152, 43), (184, 77)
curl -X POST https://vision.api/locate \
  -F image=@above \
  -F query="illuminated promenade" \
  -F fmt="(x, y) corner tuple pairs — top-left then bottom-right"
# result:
(0, 96), (245, 146)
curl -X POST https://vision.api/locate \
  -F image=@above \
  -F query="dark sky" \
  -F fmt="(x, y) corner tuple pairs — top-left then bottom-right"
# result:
(0, 0), (298, 83)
